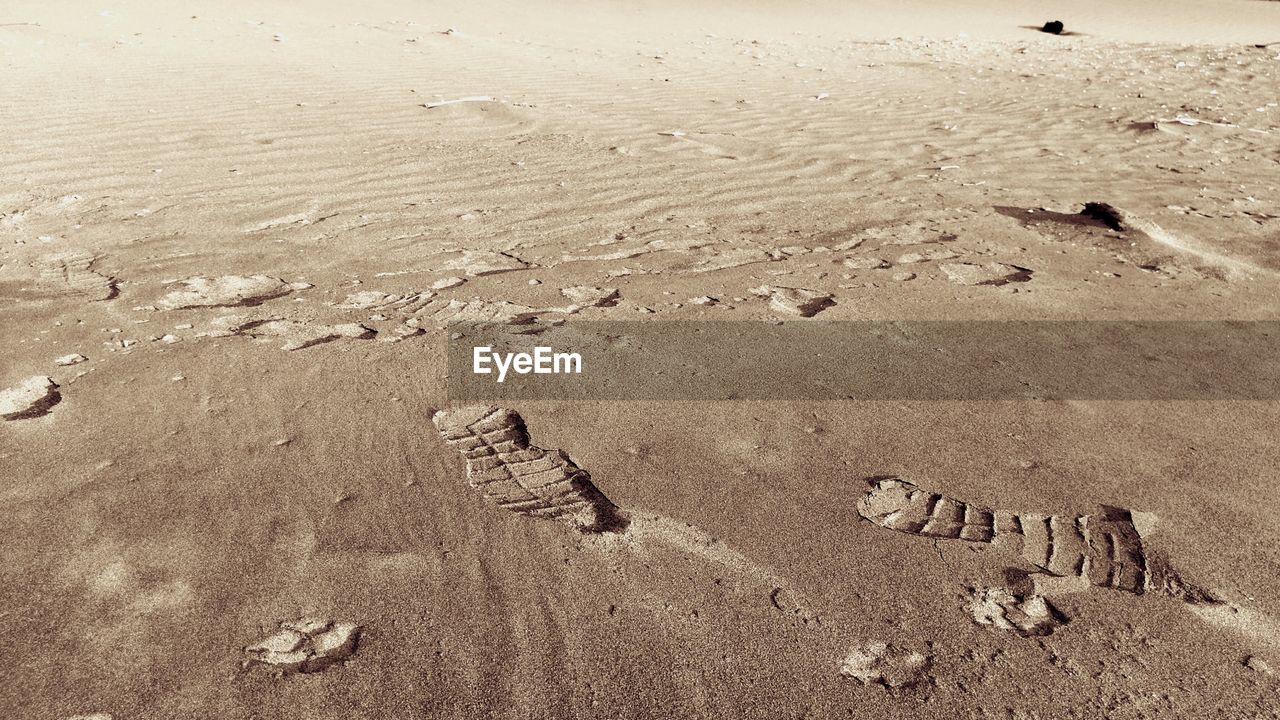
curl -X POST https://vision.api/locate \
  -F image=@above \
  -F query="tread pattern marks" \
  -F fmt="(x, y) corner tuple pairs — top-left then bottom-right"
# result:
(36, 252), (116, 300)
(858, 479), (1148, 594)
(433, 406), (622, 532)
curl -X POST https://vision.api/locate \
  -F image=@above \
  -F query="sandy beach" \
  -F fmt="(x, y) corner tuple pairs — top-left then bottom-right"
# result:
(3, 1), (1280, 717)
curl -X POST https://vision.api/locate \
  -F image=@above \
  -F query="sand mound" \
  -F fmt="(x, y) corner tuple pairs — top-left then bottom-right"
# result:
(0, 376), (60, 420)
(157, 276), (299, 310)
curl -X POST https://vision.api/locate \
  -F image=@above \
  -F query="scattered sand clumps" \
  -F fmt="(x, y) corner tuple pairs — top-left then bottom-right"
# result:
(965, 586), (1064, 636)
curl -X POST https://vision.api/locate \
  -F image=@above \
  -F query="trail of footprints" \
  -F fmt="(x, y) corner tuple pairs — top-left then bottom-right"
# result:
(431, 409), (1222, 609)
(234, 406), (1245, 690)
(432, 408), (1222, 624)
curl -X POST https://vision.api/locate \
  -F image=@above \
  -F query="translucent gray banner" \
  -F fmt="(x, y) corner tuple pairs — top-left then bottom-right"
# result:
(445, 321), (1280, 400)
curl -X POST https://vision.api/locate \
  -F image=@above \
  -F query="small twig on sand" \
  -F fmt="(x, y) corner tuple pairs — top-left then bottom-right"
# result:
(0, 22), (41, 27)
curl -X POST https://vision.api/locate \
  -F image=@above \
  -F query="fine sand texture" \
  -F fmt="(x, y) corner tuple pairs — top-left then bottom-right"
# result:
(3, 1), (1280, 718)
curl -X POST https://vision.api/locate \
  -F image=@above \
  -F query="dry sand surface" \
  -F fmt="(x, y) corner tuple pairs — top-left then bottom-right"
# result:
(4, 0), (1280, 718)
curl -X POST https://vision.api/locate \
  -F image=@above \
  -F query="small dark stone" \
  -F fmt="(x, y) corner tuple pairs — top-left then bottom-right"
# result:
(1041, 20), (1065, 35)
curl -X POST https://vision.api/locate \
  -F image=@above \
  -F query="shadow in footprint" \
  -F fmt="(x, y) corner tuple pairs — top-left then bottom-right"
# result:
(6, 389), (61, 420)
(1001, 567), (1038, 594)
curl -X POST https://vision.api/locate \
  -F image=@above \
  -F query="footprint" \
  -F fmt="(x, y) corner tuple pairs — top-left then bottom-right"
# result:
(35, 252), (117, 301)
(557, 286), (620, 313)
(408, 299), (543, 328)
(656, 131), (759, 160)
(748, 285), (835, 318)
(245, 617), (361, 674)
(614, 512), (810, 620)
(839, 642), (931, 689)
(434, 407), (813, 616)
(433, 406), (627, 532)
(418, 100), (538, 139)
(332, 290), (435, 313)
(431, 250), (529, 277)
(856, 477), (1215, 603)
(895, 248), (961, 264)
(938, 262), (1033, 286)
(683, 247), (776, 274)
